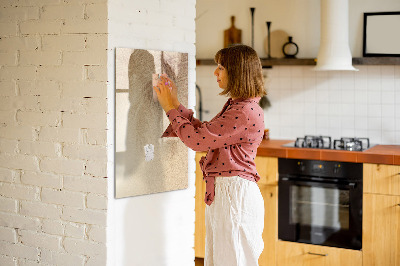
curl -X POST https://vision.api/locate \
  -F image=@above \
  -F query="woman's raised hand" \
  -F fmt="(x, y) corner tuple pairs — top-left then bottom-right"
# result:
(153, 75), (175, 113)
(160, 75), (180, 108)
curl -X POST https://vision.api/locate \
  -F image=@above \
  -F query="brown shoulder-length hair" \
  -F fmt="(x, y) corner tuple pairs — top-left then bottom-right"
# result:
(214, 44), (266, 99)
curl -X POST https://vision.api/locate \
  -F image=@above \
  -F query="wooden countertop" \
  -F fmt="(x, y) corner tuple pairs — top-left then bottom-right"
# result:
(257, 139), (400, 165)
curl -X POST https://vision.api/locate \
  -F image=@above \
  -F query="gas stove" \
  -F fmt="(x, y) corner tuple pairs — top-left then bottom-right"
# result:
(283, 135), (373, 151)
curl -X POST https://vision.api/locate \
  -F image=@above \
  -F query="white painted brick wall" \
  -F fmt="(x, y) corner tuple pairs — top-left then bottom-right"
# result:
(63, 237), (106, 257)
(0, 183), (39, 201)
(42, 35), (86, 51)
(87, 225), (106, 243)
(64, 176), (107, 195)
(40, 249), (85, 266)
(42, 188), (85, 208)
(62, 207), (106, 226)
(61, 81), (107, 98)
(0, 168), (15, 183)
(42, 219), (64, 236)
(20, 171), (62, 189)
(0, 213), (41, 231)
(20, 201), (62, 220)
(0, 197), (17, 213)
(19, 230), (61, 251)
(85, 160), (107, 177)
(0, 227), (17, 243)
(87, 193), (107, 210)
(0, 241), (39, 261)
(0, 255), (16, 266)
(0, 0), (108, 264)
(64, 222), (85, 239)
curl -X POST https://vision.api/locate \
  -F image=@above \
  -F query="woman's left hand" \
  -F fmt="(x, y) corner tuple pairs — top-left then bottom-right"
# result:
(153, 76), (175, 113)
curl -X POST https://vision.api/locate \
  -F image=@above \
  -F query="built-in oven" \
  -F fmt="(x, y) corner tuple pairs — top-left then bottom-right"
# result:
(278, 158), (363, 250)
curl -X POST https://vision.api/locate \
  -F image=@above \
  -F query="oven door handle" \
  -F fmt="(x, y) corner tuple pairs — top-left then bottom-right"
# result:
(280, 177), (357, 189)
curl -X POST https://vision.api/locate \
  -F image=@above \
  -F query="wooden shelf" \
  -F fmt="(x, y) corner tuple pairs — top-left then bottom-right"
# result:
(352, 57), (400, 65)
(196, 57), (400, 67)
(260, 58), (316, 67)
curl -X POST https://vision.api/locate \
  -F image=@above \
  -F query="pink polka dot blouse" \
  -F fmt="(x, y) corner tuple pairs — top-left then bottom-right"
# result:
(162, 97), (265, 205)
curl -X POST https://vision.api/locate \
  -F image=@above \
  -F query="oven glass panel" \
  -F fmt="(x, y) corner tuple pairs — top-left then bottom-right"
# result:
(290, 185), (350, 243)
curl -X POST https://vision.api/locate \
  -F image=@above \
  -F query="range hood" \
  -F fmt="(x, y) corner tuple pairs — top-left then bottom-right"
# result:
(314, 0), (358, 71)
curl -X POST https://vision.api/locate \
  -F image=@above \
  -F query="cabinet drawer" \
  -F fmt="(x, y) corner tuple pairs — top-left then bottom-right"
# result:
(364, 164), (400, 196)
(277, 241), (362, 266)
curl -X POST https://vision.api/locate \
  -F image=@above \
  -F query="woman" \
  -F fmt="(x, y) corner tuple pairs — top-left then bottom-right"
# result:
(154, 44), (266, 266)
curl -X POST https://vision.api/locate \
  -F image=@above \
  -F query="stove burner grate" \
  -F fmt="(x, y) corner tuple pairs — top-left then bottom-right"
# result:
(295, 135), (332, 149)
(333, 137), (370, 151)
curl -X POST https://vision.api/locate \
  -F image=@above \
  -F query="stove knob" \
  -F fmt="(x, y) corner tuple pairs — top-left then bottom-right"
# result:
(334, 164), (341, 174)
(298, 161), (305, 171)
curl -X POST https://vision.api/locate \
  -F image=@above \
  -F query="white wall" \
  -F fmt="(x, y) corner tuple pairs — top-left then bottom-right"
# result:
(196, 0), (400, 145)
(0, 1), (108, 265)
(196, 0), (400, 58)
(107, 1), (197, 266)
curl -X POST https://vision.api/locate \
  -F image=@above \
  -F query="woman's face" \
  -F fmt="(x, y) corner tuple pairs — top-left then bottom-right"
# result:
(214, 64), (228, 90)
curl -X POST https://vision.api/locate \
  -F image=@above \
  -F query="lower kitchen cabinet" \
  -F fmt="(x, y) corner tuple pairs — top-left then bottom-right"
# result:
(363, 193), (400, 266)
(195, 158), (400, 266)
(276, 241), (362, 266)
(256, 156), (278, 265)
(363, 163), (400, 196)
(195, 152), (207, 258)
(258, 184), (278, 266)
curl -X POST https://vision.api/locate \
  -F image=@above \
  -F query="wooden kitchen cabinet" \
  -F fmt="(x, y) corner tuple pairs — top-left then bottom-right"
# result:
(363, 193), (400, 266)
(255, 156), (278, 186)
(364, 163), (400, 196)
(363, 163), (400, 266)
(258, 184), (278, 266)
(276, 241), (362, 266)
(195, 152), (207, 258)
(256, 156), (278, 266)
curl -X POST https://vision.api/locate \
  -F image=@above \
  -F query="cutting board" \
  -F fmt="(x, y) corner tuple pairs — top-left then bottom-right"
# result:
(224, 16), (242, 48)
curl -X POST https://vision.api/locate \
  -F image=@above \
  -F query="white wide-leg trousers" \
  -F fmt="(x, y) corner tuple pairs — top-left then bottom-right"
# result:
(205, 176), (265, 266)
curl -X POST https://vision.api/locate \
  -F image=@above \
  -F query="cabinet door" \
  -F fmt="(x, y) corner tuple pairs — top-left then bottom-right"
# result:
(364, 164), (400, 196)
(195, 152), (207, 258)
(255, 156), (278, 186)
(277, 241), (362, 266)
(259, 185), (278, 266)
(363, 193), (400, 266)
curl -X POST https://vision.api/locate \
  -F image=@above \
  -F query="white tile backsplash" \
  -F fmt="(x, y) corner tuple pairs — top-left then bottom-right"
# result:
(367, 91), (381, 105)
(368, 104), (382, 118)
(196, 65), (400, 144)
(382, 90), (395, 104)
(382, 105), (395, 118)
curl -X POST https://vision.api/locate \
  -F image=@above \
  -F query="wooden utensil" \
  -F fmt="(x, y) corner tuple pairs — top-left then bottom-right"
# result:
(224, 16), (242, 48)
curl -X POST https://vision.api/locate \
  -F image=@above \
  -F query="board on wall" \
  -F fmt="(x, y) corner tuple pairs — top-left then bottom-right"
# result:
(115, 48), (188, 198)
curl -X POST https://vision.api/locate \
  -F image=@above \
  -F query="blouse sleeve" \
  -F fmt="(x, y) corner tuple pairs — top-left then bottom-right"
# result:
(165, 106), (249, 151)
(161, 104), (202, 138)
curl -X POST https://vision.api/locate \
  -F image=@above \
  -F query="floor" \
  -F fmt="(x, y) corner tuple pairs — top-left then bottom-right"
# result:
(195, 257), (204, 266)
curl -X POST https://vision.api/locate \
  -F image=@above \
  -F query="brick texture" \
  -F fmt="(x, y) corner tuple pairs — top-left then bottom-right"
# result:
(0, 1), (108, 264)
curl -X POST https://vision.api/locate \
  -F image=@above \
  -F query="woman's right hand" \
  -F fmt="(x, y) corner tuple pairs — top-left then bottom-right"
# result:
(160, 75), (180, 109)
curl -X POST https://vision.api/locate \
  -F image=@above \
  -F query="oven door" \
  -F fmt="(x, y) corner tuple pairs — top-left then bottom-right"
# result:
(278, 176), (362, 250)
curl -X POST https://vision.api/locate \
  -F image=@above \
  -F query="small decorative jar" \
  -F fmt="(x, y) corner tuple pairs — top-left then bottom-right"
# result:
(282, 36), (299, 58)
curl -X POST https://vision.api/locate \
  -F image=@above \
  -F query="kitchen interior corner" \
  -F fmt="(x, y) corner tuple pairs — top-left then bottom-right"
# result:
(194, 0), (400, 265)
